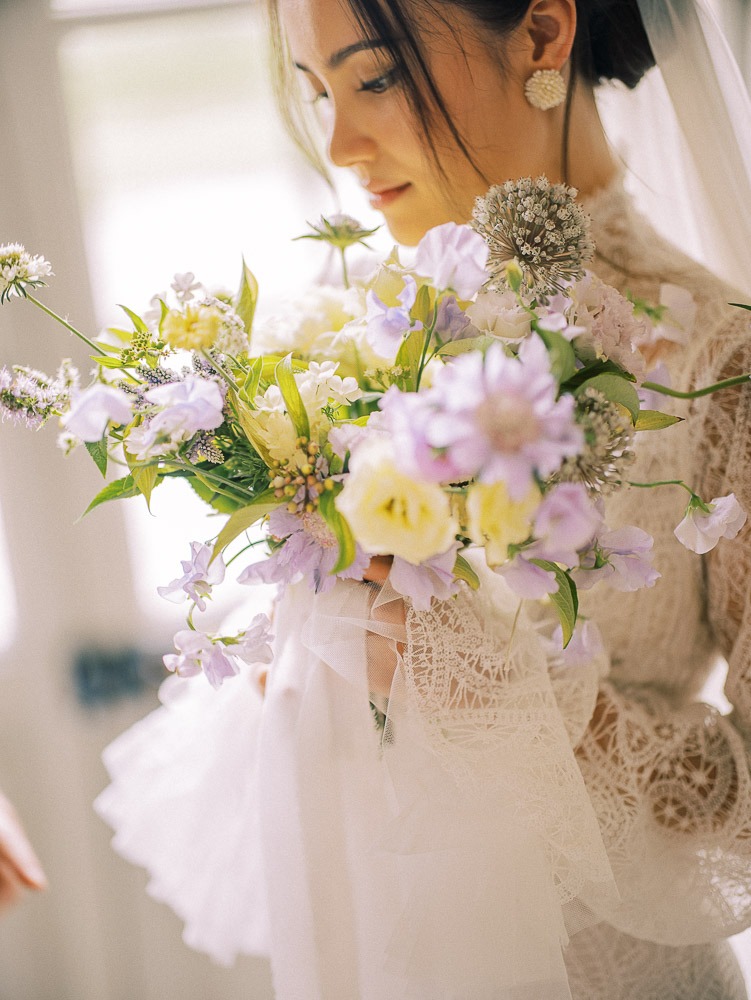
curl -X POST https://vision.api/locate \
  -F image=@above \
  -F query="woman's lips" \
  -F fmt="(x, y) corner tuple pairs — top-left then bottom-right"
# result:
(368, 183), (411, 210)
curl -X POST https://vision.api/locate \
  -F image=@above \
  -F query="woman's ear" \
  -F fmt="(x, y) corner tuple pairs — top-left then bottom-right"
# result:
(523, 0), (577, 68)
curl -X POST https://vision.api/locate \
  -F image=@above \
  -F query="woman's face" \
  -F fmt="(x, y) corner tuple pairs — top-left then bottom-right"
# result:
(279, 0), (549, 244)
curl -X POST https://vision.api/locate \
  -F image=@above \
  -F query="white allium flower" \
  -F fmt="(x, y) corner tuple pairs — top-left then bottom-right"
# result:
(471, 176), (593, 300)
(0, 243), (53, 303)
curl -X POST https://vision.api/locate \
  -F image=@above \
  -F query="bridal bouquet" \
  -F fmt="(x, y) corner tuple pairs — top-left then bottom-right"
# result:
(1, 177), (747, 688)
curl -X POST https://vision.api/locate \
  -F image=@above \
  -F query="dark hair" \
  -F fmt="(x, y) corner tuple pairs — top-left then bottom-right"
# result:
(268, 0), (655, 182)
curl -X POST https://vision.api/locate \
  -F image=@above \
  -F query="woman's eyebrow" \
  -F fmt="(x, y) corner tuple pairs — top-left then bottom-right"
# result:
(293, 38), (392, 73)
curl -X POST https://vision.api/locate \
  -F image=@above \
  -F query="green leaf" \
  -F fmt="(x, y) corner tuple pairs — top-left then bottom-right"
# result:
(411, 283), (433, 327)
(634, 409), (684, 431)
(94, 355), (128, 369)
(236, 258), (259, 337)
(437, 335), (496, 357)
(124, 450), (160, 507)
(213, 489), (278, 556)
(395, 326), (425, 391)
(530, 559), (578, 646)
(561, 359), (634, 392)
(535, 326), (577, 382)
(257, 355), (307, 381)
(117, 304), (149, 337)
(275, 354), (311, 439)
(187, 475), (241, 514)
(82, 475), (140, 517)
(729, 302), (751, 311)
(85, 438), (108, 477)
(319, 489), (357, 574)
(240, 356), (263, 404)
(453, 553), (480, 590)
(575, 372), (641, 424)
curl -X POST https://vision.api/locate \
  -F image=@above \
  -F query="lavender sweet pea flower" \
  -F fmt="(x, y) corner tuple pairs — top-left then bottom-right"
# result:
(63, 384), (133, 442)
(532, 483), (601, 566)
(163, 629), (240, 689)
(229, 613), (275, 667)
(164, 614), (274, 690)
(414, 222), (489, 300)
(365, 276), (419, 357)
(389, 543), (460, 611)
(574, 526), (660, 592)
(552, 619), (605, 667)
(157, 541), (225, 612)
(127, 376), (226, 460)
(674, 493), (747, 554)
(145, 375), (225, 434)
(433, 296), (473, 343)
(496, 555), (558, 599)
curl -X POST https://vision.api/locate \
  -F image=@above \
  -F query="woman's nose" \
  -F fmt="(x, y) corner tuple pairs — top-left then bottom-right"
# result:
(326, 104), (376, 170)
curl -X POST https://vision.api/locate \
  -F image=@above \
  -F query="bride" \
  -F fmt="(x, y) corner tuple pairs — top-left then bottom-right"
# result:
(96, 0), (751, 997)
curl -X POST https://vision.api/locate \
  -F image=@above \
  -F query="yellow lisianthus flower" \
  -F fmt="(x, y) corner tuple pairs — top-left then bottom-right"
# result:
(466, 480), (540, 566)
(162, 303), (223, 352)
(336, 438), (457, 565)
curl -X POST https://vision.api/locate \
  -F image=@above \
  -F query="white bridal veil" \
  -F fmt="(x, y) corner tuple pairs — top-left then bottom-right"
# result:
(597, 0), (751, 296)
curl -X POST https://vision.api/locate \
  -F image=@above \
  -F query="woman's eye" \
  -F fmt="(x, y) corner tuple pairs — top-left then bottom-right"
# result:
(308, 90), (329, 105)
(358, 68), (400, 95)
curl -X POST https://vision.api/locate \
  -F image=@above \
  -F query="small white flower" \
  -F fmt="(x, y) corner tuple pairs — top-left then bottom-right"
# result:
(674, 493), (747, 554)
(0, 243), (53, 303)
(171, 272), (202, 303)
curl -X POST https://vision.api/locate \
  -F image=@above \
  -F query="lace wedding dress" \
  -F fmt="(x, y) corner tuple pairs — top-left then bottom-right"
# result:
(95, 178), (751, 999)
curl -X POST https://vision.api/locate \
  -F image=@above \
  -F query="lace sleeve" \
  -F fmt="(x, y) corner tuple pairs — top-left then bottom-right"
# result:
(572, 308), (751, 946)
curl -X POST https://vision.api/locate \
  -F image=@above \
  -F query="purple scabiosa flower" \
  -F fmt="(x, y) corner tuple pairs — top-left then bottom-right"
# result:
(238, 507), (370, 594)
(574, 525), (660, 592)
(365, 275), (420, 357)
(382, 336), (583, 498)
(674, 493), (747, 554)
(414, 223), (489, 300)
(157, 541), (226, 612)
(63, 383), (134, 441)
(389, 543), (461, 612)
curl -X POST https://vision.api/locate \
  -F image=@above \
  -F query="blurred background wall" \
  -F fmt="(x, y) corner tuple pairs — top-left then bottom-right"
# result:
(0, 0), (749, 998)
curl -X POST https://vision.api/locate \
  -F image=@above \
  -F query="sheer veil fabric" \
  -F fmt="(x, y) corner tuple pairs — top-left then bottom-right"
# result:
(597, 0), (751, 296)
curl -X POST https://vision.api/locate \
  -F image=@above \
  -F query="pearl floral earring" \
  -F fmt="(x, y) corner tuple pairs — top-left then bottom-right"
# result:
(524, 69), (567, 110)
